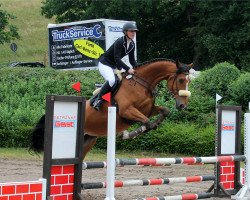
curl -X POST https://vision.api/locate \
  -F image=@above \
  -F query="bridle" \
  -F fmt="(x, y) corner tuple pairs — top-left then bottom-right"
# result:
(168, 72), (190, 98)
(130, 73), (156, 96)
(127, 67), (191, 98)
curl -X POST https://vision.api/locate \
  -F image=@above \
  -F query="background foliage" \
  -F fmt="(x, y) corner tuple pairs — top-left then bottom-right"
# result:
(0, 63), (248, 155)
(40, 0), (250, 71)
(0, 4), (19, 44)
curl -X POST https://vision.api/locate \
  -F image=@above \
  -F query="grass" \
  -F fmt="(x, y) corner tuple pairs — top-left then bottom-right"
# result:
(0, 148), (186, 161)
(0, 148), (42, 160)
(0, 0), (54, 65)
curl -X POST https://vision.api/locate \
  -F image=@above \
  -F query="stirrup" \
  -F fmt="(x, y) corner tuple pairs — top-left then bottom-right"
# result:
(93, 99), (103, 111)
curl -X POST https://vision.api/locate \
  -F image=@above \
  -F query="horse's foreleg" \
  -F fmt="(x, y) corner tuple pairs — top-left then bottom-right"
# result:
(122, 125), (148, 139)
(147, 106), (170, 129)
(82, 134), (97, 160)
(122, 106), (169, 140)
(119, 106), (150, 124)
(149, 106), (170, 118)
(119, 106), (150, 139)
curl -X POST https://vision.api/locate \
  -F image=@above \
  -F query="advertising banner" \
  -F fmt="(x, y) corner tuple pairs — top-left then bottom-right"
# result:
(48, 19), (137, 70)
(48, 21), (105, 69)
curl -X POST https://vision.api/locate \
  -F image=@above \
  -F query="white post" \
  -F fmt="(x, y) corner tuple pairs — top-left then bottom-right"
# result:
(234, 112), (250, 199)
(39, 178), (47, 200)
(105, 107), (116, 200)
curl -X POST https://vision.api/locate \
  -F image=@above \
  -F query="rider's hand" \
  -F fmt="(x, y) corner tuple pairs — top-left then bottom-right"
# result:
(128, 68), (135, 74)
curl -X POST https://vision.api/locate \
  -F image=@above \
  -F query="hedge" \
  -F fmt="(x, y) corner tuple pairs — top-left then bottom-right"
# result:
(228, 72), (250, 110)
(0, 65), (246, 156)
(191, 62), (240, 98)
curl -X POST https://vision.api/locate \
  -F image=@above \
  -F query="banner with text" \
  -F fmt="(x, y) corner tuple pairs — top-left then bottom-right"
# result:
(48, 21), (105, 69)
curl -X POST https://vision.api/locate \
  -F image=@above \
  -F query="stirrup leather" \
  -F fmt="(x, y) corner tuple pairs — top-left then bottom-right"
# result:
(93, 99), (103, 110)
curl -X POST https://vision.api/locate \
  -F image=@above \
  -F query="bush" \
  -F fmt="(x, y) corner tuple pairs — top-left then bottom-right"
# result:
(191, 62), (240, 98)
(0, 67), (103, 146)
(228, 72), (250, 111)
(0, 126), (32, 147)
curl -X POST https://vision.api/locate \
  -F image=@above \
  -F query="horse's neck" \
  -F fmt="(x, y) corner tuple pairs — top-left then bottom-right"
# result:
(137, 61), (176, 88)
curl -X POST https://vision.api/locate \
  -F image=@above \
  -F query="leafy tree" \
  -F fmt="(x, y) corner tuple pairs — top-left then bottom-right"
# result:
(0, 4), (19, 44)
(41, 0), (250, 71)
(186, 0), (250, 71)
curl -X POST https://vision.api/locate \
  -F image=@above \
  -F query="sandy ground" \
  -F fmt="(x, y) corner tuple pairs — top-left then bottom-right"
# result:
(0, 158), (231, 200)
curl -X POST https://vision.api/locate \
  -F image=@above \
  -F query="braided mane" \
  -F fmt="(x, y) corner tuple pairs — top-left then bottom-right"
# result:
(134, 58), (176, 69)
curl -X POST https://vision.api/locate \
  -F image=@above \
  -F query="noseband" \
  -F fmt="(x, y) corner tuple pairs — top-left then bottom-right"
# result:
(168, 68), (191, 98)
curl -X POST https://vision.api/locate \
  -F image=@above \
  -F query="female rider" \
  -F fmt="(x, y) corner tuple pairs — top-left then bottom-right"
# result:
(92, 22), (138, 110)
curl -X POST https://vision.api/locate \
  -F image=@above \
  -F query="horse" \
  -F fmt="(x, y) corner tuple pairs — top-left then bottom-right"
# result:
(30, 58), (192, 159)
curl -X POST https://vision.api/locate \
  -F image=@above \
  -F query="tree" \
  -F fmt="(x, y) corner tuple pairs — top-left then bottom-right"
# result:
(186, 0), (250, 71)
(41, 0), (250, 71)
(0, 4), (20, 44)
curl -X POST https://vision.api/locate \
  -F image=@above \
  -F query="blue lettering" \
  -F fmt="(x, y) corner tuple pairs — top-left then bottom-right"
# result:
(108, 26), (122, 32)
(51, 24), (102, 41)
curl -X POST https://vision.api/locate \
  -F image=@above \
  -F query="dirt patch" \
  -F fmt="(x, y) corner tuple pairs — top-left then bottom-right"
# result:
(0, 158), (231, 200)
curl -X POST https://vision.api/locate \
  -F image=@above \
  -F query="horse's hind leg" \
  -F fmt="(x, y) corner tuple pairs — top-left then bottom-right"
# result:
(82, 134), (97, 160)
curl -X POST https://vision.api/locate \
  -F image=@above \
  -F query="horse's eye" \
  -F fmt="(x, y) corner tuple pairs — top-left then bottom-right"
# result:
(178, 79), (185, 84)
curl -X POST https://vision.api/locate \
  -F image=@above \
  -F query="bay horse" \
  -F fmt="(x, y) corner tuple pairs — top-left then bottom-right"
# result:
(30, 59), (192, 159)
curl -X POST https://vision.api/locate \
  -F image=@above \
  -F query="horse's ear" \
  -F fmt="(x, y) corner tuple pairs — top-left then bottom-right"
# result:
(188, 63), (193, 69)
(176, 59), (181, 68)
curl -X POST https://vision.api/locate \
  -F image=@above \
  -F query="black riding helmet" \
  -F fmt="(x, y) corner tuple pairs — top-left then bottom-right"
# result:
(123, 22), (138, 40)
(122, 22), (138, 32)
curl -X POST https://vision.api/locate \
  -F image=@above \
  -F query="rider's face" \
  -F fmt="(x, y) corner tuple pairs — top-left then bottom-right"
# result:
(127, 30), (136, 39)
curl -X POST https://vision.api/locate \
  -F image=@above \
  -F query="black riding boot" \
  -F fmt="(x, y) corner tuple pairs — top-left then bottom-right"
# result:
(93, 81), (111, 111)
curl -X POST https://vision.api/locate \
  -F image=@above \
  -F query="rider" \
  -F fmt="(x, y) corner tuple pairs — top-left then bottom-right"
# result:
(92, 22), (138, 111)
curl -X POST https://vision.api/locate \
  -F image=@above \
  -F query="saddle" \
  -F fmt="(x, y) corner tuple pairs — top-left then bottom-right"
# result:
(89, 70), (123, 107)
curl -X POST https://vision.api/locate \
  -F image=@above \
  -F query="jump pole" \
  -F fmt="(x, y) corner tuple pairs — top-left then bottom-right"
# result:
(105, 107), (117, 200)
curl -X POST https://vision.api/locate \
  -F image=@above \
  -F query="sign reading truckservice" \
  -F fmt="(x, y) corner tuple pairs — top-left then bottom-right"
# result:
(48, 21), (105, 69)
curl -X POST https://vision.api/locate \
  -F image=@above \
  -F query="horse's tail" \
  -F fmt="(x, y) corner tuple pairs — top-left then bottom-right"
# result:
(29, 115), (45, 153)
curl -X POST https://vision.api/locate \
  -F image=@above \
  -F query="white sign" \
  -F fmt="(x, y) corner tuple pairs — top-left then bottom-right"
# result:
(52, 101), (78, 158)
(221, 110), (236, 154)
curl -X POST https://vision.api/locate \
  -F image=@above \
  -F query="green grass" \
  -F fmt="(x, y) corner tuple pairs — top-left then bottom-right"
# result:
(0, 0), (54, 65)
(0, 148), (43, 160)
(0, 148), (186, 161)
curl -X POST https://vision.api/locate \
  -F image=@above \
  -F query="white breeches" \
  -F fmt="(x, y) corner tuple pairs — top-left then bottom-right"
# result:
(98, 62), (116, 87)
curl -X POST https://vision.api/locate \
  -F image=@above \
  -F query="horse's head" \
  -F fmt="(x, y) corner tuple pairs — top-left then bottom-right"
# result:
(167, 60), (192, 110)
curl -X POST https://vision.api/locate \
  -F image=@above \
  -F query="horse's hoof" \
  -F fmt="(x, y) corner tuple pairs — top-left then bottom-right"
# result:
(122, 130), (130, 140)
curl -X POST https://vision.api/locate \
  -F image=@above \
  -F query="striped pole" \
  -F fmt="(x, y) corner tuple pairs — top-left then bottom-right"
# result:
(116, 155), (246, 166)
(82, 175), (215, 189)
(82, 161), (107, 169)
(134, 193), (212, 200)
(82, 155), (245, 170)
(82, 161), (171, 169)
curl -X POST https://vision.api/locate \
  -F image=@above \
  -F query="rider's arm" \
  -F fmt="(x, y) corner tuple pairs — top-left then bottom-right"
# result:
(128, 47), (137, 67)
(114, 40), (130, 71)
